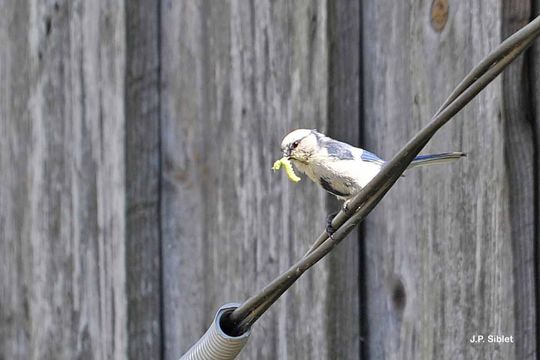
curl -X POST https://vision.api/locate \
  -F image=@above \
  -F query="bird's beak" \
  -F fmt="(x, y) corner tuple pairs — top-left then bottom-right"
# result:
(283, 148), (291, 159)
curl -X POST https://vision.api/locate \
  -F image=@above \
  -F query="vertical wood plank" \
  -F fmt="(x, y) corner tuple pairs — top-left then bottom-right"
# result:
(0, 1), (127, 358)
(125, 0), (162, 358)
(501, 3), (536, 359)
(529, 0), (540, 356)
(159, 3), (207, 358)
(161, 0), (361, 358)
(326, 0), (362, 358)
(362, 1), (536, 359)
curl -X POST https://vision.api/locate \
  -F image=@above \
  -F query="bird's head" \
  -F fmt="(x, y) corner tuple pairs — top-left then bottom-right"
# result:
(280, 129), (322, 163)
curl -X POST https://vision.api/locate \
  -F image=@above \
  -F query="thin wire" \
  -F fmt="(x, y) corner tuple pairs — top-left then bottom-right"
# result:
(225, 16), (540, 335)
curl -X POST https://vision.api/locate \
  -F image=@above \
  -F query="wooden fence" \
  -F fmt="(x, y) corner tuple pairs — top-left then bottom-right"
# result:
(0, 1), (537, 359)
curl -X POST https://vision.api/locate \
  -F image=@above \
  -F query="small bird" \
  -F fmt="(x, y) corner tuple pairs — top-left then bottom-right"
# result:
(280, 129), (465, 234)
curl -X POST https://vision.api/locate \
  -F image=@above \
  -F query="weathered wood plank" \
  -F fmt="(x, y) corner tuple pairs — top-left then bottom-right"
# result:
(362, 1), (536, 359)
(125, 0), (162, 358)
(0, 1), (127, 358)
(501, 3), (537, 359)
(530, 0), (540, 356)
(325, 0), (362, 358)
(161, 0), (361, 358)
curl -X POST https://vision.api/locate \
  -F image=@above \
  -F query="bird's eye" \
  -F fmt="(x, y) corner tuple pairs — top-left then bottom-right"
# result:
(292, 140), (300, 149)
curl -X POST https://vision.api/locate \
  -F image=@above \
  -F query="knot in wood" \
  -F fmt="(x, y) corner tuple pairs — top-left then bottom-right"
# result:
(431, 0), (449, 32)
(391, 277), (406, 313)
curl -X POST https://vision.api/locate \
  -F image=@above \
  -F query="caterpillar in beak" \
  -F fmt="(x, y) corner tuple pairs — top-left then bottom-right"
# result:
(272, 157), (301, 183)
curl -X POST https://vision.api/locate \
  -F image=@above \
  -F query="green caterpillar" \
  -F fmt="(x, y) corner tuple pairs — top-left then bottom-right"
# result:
(272, 157), (301, 183)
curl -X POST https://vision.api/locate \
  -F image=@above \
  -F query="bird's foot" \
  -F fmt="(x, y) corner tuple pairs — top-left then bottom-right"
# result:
(326, 212), (338, 238)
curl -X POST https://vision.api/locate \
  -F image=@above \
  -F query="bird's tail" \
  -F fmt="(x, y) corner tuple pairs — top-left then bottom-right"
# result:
(407, 152), (466, 169)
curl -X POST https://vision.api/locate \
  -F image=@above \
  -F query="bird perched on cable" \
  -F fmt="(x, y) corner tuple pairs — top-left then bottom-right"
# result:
(280, 129), (465, 234)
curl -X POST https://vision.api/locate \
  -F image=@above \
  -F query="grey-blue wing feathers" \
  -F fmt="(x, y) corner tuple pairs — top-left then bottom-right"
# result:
(408, 152), (466, 168)
(360, 150), (385, 164)
(323, 139), (357, 160)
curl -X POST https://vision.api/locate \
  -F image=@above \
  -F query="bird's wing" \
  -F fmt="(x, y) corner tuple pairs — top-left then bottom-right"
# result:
(323, 139), (358, 160)
(360, 149), (385, 165)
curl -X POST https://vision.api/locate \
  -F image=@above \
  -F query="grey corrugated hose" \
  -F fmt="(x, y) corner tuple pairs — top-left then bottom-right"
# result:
(180, 303), (251, 360)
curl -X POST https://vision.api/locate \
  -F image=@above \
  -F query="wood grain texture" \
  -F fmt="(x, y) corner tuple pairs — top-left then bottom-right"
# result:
(160, 0), (360, 359)
(325, 0), (362, 358)
(501, 3), (536, 359)
(125, 0), (162, 358)
(362, 1), (536, 359)
(0, 1), (127, 359)
(530, 1), (540, 358)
